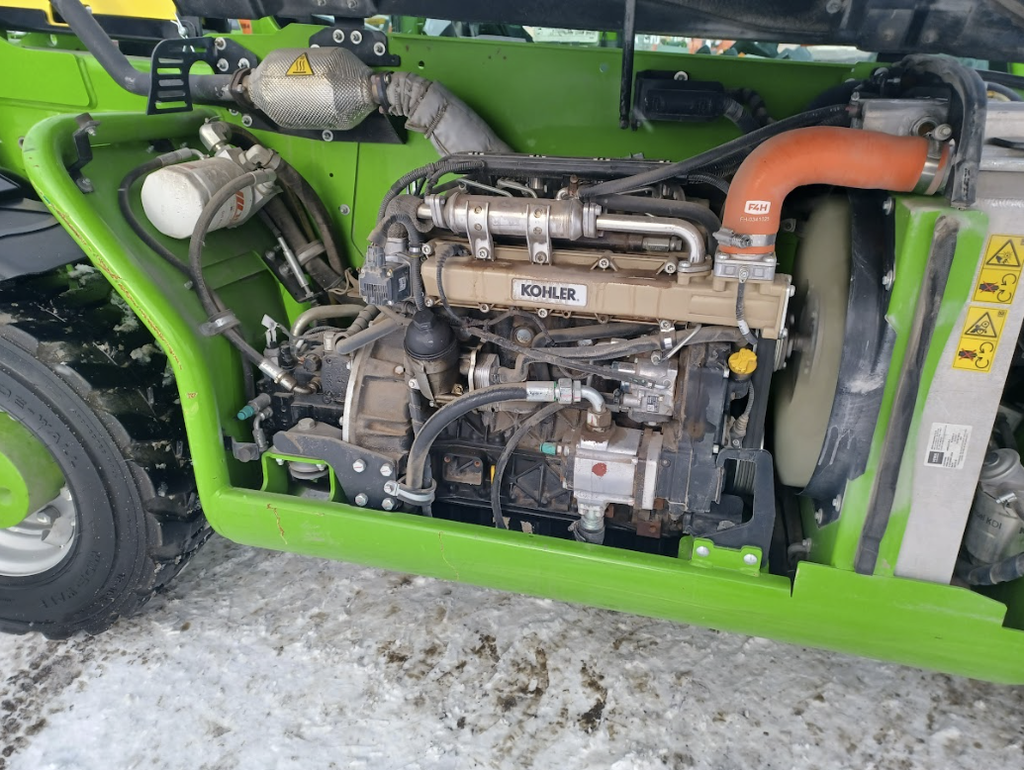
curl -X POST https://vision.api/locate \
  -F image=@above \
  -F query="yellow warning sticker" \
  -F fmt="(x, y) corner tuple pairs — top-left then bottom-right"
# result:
(973, 235), (1024, 304)
(953, 305), (1008, 372)
(286, 53), (314, 76)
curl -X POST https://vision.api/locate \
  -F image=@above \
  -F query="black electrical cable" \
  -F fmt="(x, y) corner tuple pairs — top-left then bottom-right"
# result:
(405, 384), (532, 494)
(118, 149), (201, 279)
(490, 402), (571, 529)
(369, 211), (424, 248)
(581, 104), (850, 200)
(378, 157), (487, 221)
(986, 81), (1023, 101)
(590, 194), (722, 248)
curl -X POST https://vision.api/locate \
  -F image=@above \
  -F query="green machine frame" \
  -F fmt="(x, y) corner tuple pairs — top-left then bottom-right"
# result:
(2, 22), (1024, 682)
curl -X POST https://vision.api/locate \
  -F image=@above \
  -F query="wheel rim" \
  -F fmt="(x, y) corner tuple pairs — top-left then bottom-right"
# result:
(0, 412), (79, 577)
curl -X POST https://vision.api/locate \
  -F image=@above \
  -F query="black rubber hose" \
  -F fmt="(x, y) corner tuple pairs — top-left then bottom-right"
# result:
(262, 197), (343, 292)
(898, 55), (987, 208)
(330, 317), (401, 356)
(590, 194), (722, 248)
(406, 384), (531, 492)
(53, 0), (232, 101)
(963, 553), (1024, 586)
(986, 81), (1023, 101)
(685, 173), (731, 196)
(722, 97), (761, 134)
(490, 402), (569, 529)
(273, 163), (347, 275)
(341, 305), (381, 337)
(580, 104), (850, 200)
(379, 157), (486, 221)
(188, 170), (275, 368)
(118, 149), (200, 280)
(369, 212), (423, 248)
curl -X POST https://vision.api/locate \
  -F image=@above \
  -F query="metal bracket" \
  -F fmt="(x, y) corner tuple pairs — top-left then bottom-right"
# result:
(66, 114), (99, 193)
(308, 23), (401, 67)
(693, 448), (776, 559)
(147, 36), (259, 115)
(525, 202), (552, 264)
(467, 199), (493, 259)
(619, 0), (637, 129)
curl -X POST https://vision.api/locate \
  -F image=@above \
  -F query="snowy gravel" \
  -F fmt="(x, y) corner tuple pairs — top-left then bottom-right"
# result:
(2, 535), (1023, 770)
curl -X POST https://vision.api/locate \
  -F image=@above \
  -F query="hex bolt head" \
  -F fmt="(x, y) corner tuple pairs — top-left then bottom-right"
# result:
(275, 458), (285, 466)
(238, 58), (251, 69)
(352, 459), (366, 473)
(695, 545), (710, 557)
(350, 30), (363, 44)
(315, 463), (327, 472)
(381, 498), (396, 511)
(214, 37), (227, 50)
(354, 493), (369, 506)
(332, 29), (346, 43)
(743, 553), (758, 566)
(241, 115), (254, 127)
(322, 129), (335, 142)
(882, 197), (894, 215)
(882, 270), (894, 290)
(814, 508), (824, 524)
(338, 204), (351, 215)
(380, 463), (394, 478)
(373, 41), (387, 56)
(216, 58), (230, 72)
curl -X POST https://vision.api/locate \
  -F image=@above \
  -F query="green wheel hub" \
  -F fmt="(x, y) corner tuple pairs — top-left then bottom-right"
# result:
(0, 411), (65, 529)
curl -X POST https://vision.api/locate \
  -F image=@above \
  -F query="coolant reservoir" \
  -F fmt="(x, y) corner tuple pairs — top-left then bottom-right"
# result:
(963, 448), (1024, 564)
(141, 156), (264, 240)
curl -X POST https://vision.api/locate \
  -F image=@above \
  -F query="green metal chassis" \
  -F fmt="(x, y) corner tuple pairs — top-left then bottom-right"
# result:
(3, 23), (1024, 682)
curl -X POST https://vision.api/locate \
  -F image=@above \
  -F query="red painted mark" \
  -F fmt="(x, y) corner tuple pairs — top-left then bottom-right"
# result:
(592, 462), (608, 477)
(230, 191), (246, 222)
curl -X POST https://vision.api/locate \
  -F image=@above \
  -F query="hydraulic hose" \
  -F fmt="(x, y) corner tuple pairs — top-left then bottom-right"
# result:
(53, 0), (232, 102)
(717, 127), (950, 262)
(986, 81), (1023, 101)
(118, 148), (204, 279)
(325, 317), (401, 355)
(962, 553), (1024, 586)
(580, 104), (851, 200)
(291, 304), (364, 337)
(405, 384), (533, 493)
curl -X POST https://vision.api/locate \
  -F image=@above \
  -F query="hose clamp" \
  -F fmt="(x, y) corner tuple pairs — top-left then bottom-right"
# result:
(714, 228), (777, 249)
(915, 138), (949, 196)
(199, 310), (241, 337)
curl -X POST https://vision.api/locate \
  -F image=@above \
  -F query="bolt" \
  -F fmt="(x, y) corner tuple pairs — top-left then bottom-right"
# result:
(673, 71), (689, 81)
(381, 498), (396, 510)
(322, 129), (335, 142)
(238, 58), (251, 69)
(650, 352), (663, 364)
(373, 41), (387, 57)
(452, 384), (465, 396)
(297, 417), (316, 430)
(380, 463), (394, 477)
(352, 459), (366, 473)
(339, 204), (351, 215)
(241, 115), (253, 127)
(882, 270), (894, 290)
(665, 262), (677, 274)
(214, 37), (227, 50)
(832, 495), (843, 509)
(35, 511), (52, 526)
(850, 91), (861, 102)
(394, 365), (405, 376)
(814, 508), (824, 525)
(743, 553), (758, 566)
(333, 28), (346, 43)
(424, 298), (435, 307)
(933, 123), (953, 142)
(478, 304), (491, 313)
(315, 463), (327, 472)
(537, 308), (549, 318)
(216, 58), (230, 72)
(354, 493), (369, 507)
(478, 249), (489, 259)
(275, 458), (285, 466)
(422, 243), (434, 256)
(659, 319), (673, 332)
(350, 30), (363, 45)
(408, 378), (420, 390)
(695, 545), (710, 557)
(535, 252), (548, 264)
(598, 257), (611, 269)
(882, 197), (894, 215)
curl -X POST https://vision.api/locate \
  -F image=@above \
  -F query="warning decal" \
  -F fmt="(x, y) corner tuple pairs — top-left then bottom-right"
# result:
(974, 235), (1024, 304)
(953, 305), (1007, 372)
(286, 53), (314, 76)
(924, 422), (972, 470)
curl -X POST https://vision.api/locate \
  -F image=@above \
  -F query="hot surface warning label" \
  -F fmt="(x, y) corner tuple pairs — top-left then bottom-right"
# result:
(973, 235), (1024, 304)
(924, 422), (972, 470)
(953, 305), (1007, 372)
(286, 53), (314, 76)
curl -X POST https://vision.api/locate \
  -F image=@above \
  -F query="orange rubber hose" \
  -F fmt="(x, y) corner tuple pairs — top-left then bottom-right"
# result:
(719, 127), (950, 258)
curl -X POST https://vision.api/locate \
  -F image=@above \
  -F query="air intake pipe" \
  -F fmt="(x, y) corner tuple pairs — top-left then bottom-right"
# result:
(715, 127), (950, 269)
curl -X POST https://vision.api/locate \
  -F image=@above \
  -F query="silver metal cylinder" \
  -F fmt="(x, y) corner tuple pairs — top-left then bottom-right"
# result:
(964, 449), (1024, 564)
(595, 213), (706, 266)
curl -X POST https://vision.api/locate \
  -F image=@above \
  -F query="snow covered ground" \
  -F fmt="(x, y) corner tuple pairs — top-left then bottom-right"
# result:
(2, 535), (1023, 770)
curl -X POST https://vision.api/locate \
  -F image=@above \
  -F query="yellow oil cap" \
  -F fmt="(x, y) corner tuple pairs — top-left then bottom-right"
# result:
(728, 348), (758, 376)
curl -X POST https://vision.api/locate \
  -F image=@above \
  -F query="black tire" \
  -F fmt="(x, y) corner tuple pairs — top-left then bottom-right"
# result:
(0, 268), (209, 637)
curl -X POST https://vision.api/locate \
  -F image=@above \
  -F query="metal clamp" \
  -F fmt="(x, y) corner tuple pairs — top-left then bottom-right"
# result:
(199, 310), (241, 337)
(384, 479), (437, 505)
(714, 228), (777, 249)
(914, 138), (950, 195)
(66, 114), (99, 193)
